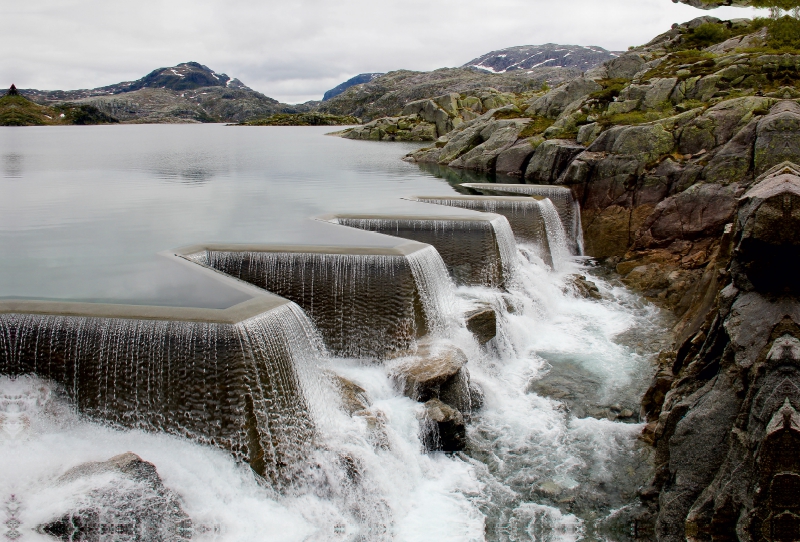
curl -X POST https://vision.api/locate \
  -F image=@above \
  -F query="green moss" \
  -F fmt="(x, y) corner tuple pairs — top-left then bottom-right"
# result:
(588, 79), (630, 105)
(518, 116), (554, 138)
(53, 104), (119, 125)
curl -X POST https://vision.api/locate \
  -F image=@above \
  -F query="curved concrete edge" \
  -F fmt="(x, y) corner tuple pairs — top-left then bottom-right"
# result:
(405, 195), (545, 203)
(173, 239), (432, 258)
(0, 251), (291, 325)
(460, 183), (572, 195)
(316, 211), (505, 224)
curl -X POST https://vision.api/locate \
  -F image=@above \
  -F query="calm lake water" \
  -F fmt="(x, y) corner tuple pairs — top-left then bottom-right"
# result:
(0, 124), (486, 307)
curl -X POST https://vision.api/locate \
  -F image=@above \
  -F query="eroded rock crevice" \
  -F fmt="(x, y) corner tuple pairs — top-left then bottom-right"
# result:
(638, 163), (800, 540)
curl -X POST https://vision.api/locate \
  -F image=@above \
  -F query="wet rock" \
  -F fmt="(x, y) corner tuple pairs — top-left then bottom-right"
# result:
(40, 453), (191, 542)
(390, 344), (474, 414)
(465, 306), (497, 344)
(335, 375), (371, 415)
(354, 408), (391, 450)
(565, 274), (602, 300)
(419, 398), (466, 452)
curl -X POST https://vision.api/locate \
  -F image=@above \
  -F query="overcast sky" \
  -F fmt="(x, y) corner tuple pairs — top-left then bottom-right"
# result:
(2, 0), (756, 104)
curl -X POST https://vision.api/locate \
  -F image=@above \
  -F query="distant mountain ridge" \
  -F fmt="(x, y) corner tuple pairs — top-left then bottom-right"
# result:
(463, 44), (622, 74)
(323, 73), (384, 101)
(14, 62), (308, 124)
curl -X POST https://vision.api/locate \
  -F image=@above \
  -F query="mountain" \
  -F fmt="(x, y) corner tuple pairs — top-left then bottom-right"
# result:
(323, 73), (384, 101)
(316, 66), (581, 121)
(16, 62), (309, 124)
(463, 44), (622, 74)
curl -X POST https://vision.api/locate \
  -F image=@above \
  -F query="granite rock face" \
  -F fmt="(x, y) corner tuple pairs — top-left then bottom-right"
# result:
(638, 163), (800, 540)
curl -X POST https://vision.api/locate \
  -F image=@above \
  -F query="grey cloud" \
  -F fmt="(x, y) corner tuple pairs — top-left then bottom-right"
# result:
(2, 0), (756, 103)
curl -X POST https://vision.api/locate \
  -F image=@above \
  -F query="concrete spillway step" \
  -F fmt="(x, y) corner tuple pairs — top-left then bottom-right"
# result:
(177, 241), (456, 359)
(319, 213), (517, 288)
(406, 195), (558, 267)
(0, 258), (318, 486)
(459, 183), (582, 254)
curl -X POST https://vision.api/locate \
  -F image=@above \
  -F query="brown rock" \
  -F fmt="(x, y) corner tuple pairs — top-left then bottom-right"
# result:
(419, 398), (466, 452)
(465, 307), (497, 344)
(335, 376), (371, 416)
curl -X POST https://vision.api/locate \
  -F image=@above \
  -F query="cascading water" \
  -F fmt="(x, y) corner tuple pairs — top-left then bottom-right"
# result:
(332, 216), (511, 288)
(1, 185), (670, 541)
(0, 302), (325, 487)
(460, 184), (584, 255)
(538, 198), (571, 271)
(196, 250), (419, 358)
(404, 244), (460, 334)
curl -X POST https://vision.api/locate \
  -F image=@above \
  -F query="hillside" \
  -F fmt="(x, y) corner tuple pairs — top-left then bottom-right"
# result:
(316, 66), (581, 122)
(0, 86), (118, 126)
(13, 62), (309, 124)
(463, 44), (621, 73)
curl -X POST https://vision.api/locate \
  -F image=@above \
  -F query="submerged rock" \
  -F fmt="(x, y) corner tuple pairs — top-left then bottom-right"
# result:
(40, 453), (192, 542)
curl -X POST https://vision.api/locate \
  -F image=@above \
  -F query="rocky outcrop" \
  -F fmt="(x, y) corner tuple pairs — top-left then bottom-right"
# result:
(40, 453), (192, 541)
(341, 88), (520, 141)
(638, 163), (800, 540)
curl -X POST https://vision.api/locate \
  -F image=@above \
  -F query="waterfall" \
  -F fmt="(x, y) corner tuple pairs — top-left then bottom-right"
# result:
(538, 199), (571, 271)
(488, 215), (519, 284)
(459, 184), (582, 255)
(404, 244), (459, 334)
(195, 250), (420, 358)
(0, 303), (323, 487)
(333, 217), (508, 288)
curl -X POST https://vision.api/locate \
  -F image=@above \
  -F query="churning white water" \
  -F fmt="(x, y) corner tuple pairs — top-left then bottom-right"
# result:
(0, 203), (667, 542)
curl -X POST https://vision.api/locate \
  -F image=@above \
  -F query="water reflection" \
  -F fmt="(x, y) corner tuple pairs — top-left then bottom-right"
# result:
(3, 153), (22, 178)
(147, 151), (226, 184)
(416, 162), (526, 192)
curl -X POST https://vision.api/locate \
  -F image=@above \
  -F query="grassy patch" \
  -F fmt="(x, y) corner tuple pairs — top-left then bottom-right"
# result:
(518, 116), (554, 138)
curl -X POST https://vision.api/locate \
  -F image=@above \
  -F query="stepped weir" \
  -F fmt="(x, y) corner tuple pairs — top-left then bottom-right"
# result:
(177, 241), (457, 359)
(407, 195), (569, 267)
(320, 213), (517, 287)
(0, 262), (321, 487)
(459, 183), (583, 255)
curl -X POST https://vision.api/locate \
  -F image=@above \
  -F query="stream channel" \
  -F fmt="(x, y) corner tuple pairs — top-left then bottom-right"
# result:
(0, 125), (672, 541)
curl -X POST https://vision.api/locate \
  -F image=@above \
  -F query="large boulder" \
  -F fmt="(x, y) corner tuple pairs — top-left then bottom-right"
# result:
(527, 77), (602, 119)
(754, 100), (800, 176)
(524, 139), (585, 183)
(40, 453), (192, 542)
(390, 344), (474, 414)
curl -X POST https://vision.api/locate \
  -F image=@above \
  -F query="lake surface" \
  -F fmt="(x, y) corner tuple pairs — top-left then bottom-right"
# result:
(0, 124), (481, 306)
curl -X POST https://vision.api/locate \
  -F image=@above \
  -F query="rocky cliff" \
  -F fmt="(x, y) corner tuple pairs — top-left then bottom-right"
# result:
(403, 16), (800, 323)
(637, 160), (800, 540)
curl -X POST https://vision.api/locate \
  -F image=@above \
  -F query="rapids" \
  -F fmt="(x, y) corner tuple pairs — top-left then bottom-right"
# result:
(0, 206), (669, 541)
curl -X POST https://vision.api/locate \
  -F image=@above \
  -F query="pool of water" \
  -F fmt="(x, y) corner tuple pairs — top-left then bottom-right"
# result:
(0, 125), (481, 306)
